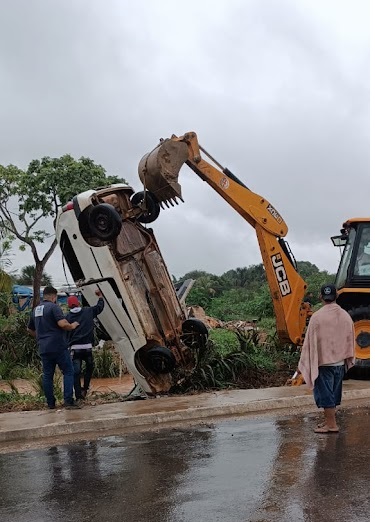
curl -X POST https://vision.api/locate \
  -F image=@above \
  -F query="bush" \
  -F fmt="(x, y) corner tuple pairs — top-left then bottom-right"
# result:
(173, 326), (281, 393)
(0, 390), (46, 412)
(208, 329), (240, 356)
(93, 343), (121, 378)
(0, 312), (40, 369)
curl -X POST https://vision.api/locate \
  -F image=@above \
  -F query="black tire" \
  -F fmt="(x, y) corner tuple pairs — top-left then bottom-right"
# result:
(347, 306), (370, 380)
(143, 346), (176, 374)
(181, 318), (209, 349)
(88, 203), (122, 241)
(131, 191), (160, 224)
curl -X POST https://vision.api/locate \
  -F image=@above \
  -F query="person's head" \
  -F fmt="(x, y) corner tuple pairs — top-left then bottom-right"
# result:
(43, 286), (58, 303)
(67, 295), (80, 309)
(320, 283), (337, 304)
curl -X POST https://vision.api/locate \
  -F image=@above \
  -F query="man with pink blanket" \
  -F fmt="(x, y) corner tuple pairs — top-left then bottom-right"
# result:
(298, 283), (355, 433)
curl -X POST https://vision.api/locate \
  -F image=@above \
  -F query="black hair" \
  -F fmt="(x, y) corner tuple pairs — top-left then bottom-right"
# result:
(43, 286), (58, 297)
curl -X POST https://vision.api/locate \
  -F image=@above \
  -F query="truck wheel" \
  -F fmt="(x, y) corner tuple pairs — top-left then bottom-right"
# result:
(181, 319), (209, 348)
(347, 306), (370, 380)
(131, 191), (160, 224)
(143, 346), (176, 374)
(88, 203), (122, 241)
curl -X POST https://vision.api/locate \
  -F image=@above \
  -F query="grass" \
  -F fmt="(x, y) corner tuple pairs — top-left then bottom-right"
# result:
(0, 390), (46, 412)
(208, 329), (240, 356)
(0, 388), (129, 413)
(93, 343), (121, 378)
(172, 326), (300, 393)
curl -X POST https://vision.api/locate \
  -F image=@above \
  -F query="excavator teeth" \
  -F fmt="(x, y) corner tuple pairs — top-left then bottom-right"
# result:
(164, 200), (170, 208)
(160, 201), (165, 209)
(173, 197), (179, 205)
(169, 199), (175, 207)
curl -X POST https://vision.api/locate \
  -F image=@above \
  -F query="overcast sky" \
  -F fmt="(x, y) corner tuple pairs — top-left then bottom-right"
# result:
(0, 0), (369, 285)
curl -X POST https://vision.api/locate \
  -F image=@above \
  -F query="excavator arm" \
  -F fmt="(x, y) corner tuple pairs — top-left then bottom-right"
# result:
(138, 131), (310, 346)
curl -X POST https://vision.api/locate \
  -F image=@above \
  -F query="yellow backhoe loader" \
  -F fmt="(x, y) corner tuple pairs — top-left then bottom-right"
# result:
(137, 131), (370, 383)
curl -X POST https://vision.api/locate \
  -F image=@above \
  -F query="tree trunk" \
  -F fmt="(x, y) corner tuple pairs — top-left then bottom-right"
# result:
(32, 261), (45, 309)
(30, 237), (57, 309)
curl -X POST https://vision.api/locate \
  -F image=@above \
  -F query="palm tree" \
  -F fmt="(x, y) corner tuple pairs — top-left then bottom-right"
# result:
(15, 265), (53, 286)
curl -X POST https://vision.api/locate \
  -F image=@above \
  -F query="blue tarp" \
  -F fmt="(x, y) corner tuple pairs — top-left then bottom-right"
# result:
(11, 285), (76, 311)
(12, 285), (35, 311)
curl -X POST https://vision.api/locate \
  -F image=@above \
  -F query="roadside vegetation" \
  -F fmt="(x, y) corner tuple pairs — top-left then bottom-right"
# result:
(0, 260), (334, 411)
(173, 327), (300, 393)
(175, 261), (334, 320)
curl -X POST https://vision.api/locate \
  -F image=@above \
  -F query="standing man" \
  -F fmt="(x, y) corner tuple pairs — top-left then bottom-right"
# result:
(27, 286), (80, 409)
(298, 283), (355, 433)
(66, 290), (105, 400)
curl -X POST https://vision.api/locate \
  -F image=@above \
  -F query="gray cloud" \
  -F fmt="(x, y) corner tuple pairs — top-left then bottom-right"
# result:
(0, 0), (369, 283)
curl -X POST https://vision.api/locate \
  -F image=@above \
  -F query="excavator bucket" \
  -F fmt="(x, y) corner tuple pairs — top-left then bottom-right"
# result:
(138, 139), (189, 205)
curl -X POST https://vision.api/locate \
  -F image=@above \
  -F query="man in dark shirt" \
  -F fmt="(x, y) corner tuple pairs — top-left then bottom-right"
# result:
(27, 286), (80, 409)
(66, 290), (105, 400)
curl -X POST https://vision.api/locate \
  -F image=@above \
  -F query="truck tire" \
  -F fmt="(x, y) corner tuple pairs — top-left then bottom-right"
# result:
(88, 203), (122, 241)
(143, 346), (176, 374)
(347, 306), (370, 380)
(182, 319), (209, 349)
(131, 191), (160, 224)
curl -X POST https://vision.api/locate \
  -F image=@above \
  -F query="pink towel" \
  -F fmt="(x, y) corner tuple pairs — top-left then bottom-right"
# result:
(298, 303), (355, 389)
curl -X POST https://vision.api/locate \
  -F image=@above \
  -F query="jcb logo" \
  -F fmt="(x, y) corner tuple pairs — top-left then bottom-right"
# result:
(271, 254), (291, 296)
(267, 204), (283, 224)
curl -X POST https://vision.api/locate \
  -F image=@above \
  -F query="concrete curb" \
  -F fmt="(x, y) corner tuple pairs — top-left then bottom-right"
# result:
(0, 386), (369, 443)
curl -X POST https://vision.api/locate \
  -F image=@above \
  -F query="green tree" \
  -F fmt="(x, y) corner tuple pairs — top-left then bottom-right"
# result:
(0, 155), (124, 307)
(15, 265), (53, 286)
(296, 260), (320, 279)
(249, 283), (273, 318)
(222, 264), (266, 290)
(304, 270), (335, 304)
(0, 231), (14, 295)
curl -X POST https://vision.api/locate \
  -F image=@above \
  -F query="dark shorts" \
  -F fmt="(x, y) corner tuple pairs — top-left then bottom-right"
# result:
(313, 365), (345, 409)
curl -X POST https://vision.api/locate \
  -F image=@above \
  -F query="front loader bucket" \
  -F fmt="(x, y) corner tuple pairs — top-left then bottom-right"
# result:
(138, 139), (189, 205)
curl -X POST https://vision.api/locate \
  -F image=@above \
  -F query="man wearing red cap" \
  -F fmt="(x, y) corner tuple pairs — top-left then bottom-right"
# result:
(66, 290), (105, 400)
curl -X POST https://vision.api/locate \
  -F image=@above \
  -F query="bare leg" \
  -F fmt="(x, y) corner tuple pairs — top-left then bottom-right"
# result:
(324, 408), (338, 430)
(315, 408), (339, 432)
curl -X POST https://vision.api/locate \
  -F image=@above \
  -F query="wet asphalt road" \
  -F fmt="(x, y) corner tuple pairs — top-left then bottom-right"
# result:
(0, 406), (369, 522)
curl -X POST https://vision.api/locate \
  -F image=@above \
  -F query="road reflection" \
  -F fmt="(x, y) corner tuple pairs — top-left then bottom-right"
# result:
(250, 409), (370, 522)
(0, 407), (369, 522)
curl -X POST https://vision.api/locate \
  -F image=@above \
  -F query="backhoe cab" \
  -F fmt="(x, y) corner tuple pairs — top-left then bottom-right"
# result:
(331, 218), (370, 378)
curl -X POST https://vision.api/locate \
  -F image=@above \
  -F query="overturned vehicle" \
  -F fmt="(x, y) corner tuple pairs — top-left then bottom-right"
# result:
(55, 184), (207, 395)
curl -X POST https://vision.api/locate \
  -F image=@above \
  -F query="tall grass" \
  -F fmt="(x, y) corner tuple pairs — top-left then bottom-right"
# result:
(173, 327), (298, 393)
(93, 343), (121, 378)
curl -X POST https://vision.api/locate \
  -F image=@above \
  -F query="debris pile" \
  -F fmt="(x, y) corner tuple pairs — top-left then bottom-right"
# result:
(187, 305), (265, 335)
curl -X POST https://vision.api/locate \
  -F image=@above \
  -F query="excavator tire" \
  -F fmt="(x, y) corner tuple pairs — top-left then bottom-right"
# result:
(131, 191), (160, 224)
(347, 306), (370, 380)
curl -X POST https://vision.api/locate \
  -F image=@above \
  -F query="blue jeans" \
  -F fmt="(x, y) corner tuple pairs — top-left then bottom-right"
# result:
(41, 350), (74, 407)
(313, 365), (345, 409)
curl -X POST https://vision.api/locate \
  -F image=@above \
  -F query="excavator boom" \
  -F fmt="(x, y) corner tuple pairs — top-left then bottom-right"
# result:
(138, 131), (310, 346)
